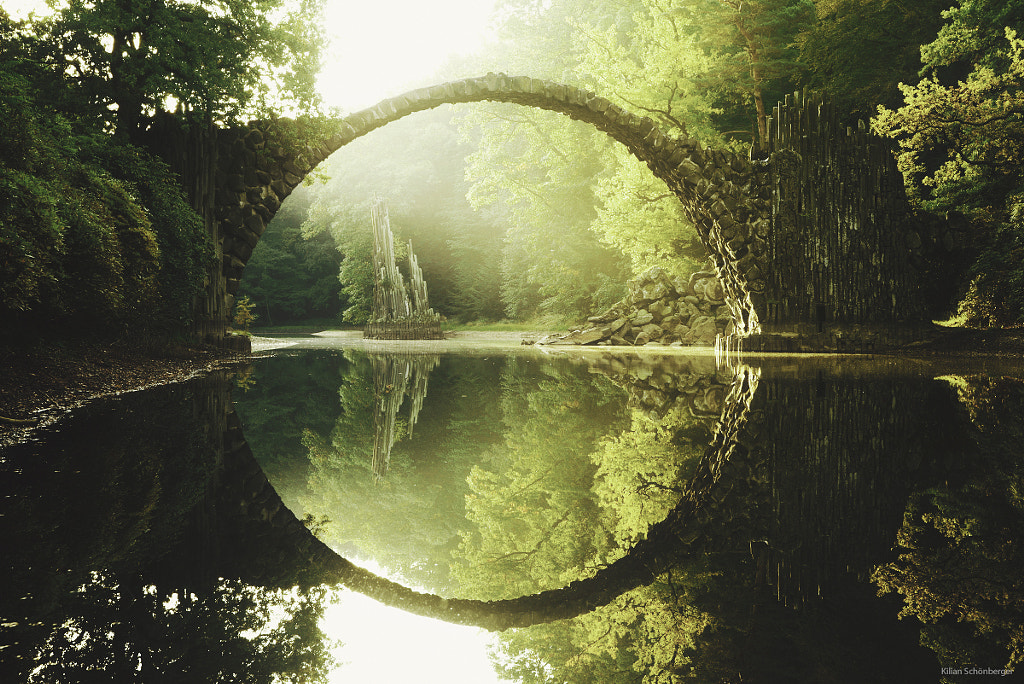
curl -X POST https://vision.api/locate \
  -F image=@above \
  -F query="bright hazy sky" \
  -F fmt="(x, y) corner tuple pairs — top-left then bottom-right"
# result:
(6, 0), (498, 111)
(319, 0), (498, 111)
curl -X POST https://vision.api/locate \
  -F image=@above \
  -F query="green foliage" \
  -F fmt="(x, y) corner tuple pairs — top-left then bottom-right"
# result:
(920, 0), (1024, 75)
(591, 151), (705, 278)
(304, 201), (376, 324)
(460, 105), (630, 321)
(431, 357), (723, 682)
(81, 137), (212, 329)
(35, 0), (326, 138)
(0, 22), (211, 335)
(297, 352), (507, 594)
(238, 185), (343, 325)
(0, 167), (64, 312)
(234, 296), (258, 332)
(302, 109), (507, 324)
(31, 573), (336, 684)
(453, 363), (628, 598)
(873, 377), (1024, 673)
(795, 0), (950, 123)
(874, 21), (1024, 325)
(640, 0), (814, 144)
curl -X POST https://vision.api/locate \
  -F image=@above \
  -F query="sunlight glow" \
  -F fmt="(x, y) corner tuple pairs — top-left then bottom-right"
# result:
(5, 0), (497, 113)
(322, 560), (509, 684)
(318, 0), (497, 112)
(4, 0), (52, 20)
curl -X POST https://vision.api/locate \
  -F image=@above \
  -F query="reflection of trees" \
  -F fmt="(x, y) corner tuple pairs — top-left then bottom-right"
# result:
(873, 376), (1024, 676)
(471, 358), (747, 681)
(292, 354), (751, 634)
(453, 358), (629, 598)
(30, 572), (333, 684)
(300, 352), (507, 593)
(0, 375), (334, 683)
(479, 360), (988, 683)
(230, 353), (346, 515)
(14, 354), (1021, 682)
(236, 357), (1021, 679)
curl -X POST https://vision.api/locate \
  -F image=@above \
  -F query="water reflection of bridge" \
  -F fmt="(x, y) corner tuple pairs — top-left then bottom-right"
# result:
(4, 352), (1020, 679)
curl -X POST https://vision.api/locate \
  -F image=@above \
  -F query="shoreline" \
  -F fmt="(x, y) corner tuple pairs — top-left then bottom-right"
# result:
(2, 326), (1022, 442)
(0, 341), (247, 442)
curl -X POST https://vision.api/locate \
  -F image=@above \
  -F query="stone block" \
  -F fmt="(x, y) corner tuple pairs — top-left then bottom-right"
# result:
(270, 180), (289, 198)
(641, 323), (663, 339)
(630, 310), (654, 326)
(246, 186), (267, 204)
(575, 328), (606, 345)
(244, 213), (266, 236)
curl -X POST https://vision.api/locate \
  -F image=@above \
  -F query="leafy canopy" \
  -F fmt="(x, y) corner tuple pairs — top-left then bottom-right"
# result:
(36, 0), (326, 137)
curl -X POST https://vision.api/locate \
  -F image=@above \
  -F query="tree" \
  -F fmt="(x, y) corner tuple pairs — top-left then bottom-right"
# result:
(237, 184), (344, 325)
(795, 0), (950, 123)
(233, 295), (258, 332)
(873, 13), (1024, 325)
(461, 105), (630, 322)
(873, 376), (1024, 673)
(1, 16), (210, 334)
(651, 0), (814, 145)
(302, 108), (508, 324)
(298, 352), (508, 594)
(30, 572), (336, 684)
(35, 0), (325, 140)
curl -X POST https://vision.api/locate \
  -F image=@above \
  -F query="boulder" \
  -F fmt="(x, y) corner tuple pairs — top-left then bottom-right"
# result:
(683, 315), (718, 345)
(660, 315), (681, 331)
(678, 301), (700, 321)
(602, 317), (629, 336)
(630, 310), (655, 326)
(640, 323), (663, 339)
(648, 300), (670, 321)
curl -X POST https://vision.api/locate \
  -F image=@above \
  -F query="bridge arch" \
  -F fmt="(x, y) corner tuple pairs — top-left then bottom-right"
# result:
(204, 74), (769, 341)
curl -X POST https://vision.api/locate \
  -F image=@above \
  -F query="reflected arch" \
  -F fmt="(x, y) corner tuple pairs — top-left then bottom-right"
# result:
(216, 363), (764, 631)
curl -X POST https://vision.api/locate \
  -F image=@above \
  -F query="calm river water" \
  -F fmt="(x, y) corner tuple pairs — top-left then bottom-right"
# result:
(2, 336), (1022, 683)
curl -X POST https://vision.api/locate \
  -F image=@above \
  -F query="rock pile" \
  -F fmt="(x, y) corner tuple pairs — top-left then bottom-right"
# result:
(539, 266), (735, 347)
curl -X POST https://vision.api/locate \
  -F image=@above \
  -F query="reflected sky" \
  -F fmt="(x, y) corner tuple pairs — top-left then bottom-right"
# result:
(324, 561), (507, 684)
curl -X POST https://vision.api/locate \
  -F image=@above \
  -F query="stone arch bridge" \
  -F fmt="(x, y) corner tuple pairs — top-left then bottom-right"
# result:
(149, 74), (957, 350)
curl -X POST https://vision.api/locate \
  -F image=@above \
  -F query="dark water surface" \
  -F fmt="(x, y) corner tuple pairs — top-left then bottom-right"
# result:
(2, 340), (1022, 683)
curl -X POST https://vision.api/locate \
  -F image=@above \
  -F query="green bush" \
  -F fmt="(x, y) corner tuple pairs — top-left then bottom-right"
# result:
(0, 168), (64, 312)
(80, 138), (212, 330)
(0, 54), (211, 337)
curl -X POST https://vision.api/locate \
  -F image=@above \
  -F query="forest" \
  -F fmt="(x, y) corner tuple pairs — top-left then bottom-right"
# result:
(2, 0), (1023, 336)
(215, 0), (1024, 330)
